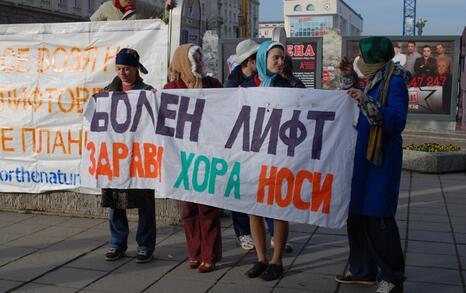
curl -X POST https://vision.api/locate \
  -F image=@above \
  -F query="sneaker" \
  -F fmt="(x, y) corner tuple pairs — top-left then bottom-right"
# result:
(238, 235), (255, 250)
(335, 272), (377, 285)
(376, 280), (403, 293)
(245, 261), (268, 278)
(105, 247), (126, 261)
(135, 248), (154, 263)
(270, 237), (293, 253)
(260, 263), (283, 281)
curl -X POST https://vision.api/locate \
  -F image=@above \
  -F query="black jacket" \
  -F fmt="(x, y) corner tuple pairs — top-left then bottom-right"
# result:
(224, 66), (247, 88)
(104, 76), (154, 91)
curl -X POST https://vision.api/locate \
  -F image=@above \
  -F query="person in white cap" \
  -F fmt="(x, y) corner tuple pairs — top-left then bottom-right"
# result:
(223, 39), (259, 251)
(226, 54), (239, 76)
(224, 39), (260, 88)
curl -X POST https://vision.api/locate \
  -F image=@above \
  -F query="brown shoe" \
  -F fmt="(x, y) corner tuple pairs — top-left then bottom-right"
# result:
(198, 262), (215, 273)
(187, 259), (201, 269)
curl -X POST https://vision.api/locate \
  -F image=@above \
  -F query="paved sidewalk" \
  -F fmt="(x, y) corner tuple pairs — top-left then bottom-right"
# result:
(1, 172), (466, 293)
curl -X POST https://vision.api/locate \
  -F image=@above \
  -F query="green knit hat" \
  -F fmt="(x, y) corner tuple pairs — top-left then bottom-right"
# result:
(359, 36), (395, 64)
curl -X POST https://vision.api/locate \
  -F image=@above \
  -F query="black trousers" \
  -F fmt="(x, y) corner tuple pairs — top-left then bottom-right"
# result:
(347, 213), (406, 286)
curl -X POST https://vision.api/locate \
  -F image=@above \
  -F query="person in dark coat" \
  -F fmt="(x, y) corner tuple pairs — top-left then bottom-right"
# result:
(413, 45), (438, 77)
(163, 44), (222, 273)
(281, 54), (306, 88)
(223, 39), (259, 251)
(335, 36), (408, 293)
(101, 48), (156, 264)
(224, 39), (259, 88)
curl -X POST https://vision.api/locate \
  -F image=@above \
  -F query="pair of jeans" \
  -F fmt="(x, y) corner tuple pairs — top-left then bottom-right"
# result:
(347, 213), (406, 287)
(108, 207), (156, 250)
(231, 211), (274, 237)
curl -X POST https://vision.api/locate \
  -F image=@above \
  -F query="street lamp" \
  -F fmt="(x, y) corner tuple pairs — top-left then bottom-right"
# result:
(416, 17), (427, 36)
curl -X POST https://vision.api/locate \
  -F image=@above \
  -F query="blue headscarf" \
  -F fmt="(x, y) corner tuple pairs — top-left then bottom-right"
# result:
(256, 40), (285, 87)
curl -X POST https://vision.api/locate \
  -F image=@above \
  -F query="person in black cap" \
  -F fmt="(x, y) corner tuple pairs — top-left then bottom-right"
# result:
(101, 48), (156, 264)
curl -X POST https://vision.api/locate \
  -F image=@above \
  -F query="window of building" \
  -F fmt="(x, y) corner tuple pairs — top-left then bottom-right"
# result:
(41, 0), (51, 7)
(74, 0), (80, 8)
(306, 4), (315, 11)
(289, 16), (333, 37)
(294, 5), (302, 12)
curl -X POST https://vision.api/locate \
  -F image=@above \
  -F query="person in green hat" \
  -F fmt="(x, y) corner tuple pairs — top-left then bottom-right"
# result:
(335, 36), (409, 293)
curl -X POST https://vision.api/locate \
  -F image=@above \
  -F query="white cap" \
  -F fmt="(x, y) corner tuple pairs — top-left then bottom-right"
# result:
(234, 39), (260, 65)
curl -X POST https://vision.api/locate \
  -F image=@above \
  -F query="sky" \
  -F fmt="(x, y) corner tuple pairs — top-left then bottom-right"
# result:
(259, 0), (466, 36)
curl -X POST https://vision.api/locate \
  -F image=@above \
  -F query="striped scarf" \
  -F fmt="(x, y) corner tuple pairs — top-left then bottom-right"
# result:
(366, 61), (395, 166)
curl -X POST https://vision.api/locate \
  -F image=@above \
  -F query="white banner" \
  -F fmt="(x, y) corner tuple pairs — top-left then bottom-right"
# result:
(81, 88), (358, 228)
(0, 20), (168, 193)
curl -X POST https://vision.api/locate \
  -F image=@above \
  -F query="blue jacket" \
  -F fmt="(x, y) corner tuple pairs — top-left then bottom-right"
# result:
(349, 74), (408, 217)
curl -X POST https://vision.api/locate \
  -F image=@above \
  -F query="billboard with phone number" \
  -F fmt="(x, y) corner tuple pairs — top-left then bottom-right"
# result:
(343, 37), (460, 119)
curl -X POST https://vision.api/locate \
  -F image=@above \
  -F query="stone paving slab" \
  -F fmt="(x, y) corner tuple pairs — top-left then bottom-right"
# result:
(0, 280), (22, 292)
(277, 270), (337, 292)
(210, 283), (273, 293)
(404, 282), (463, 293)
(405, 266), (462, 286)
(34, 267), (107, 289)
(85, 260), (179, 293)
(406, 240), (456, 255)
(409, 221), (451, 232)
(0, 246), (38, 267)
(405, 252), (459, 269)
(144, 275), (213, 293)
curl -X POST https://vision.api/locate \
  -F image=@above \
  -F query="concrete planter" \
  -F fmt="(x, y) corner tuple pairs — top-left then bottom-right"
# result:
(403, 150), (466, 173)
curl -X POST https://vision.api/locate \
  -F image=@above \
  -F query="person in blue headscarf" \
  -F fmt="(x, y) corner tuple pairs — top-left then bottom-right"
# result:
(242, 40), (292, 88)
(243, 40), (292, 282)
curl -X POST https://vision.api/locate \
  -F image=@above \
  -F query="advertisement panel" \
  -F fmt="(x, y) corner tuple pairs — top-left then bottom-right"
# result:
(286, 38), (320, 88)
(343, 37), (460, 119)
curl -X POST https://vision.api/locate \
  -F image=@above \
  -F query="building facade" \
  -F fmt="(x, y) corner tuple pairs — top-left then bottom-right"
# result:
(0, 0), (101, 23)
(258, 21), (285, 38)
(0, 0), (259, 39)
(203, 0), (259, 38)
(284, 0), (362, 37)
